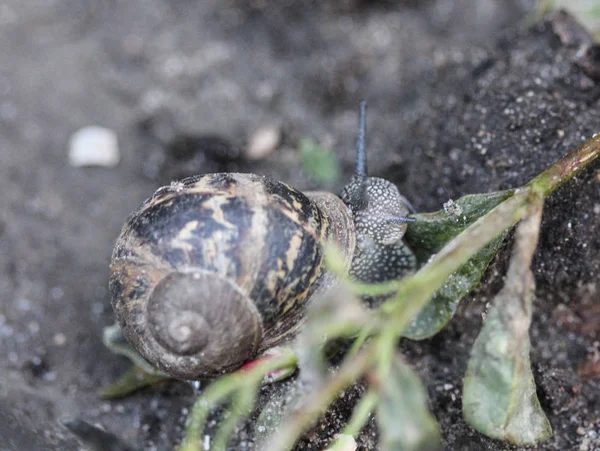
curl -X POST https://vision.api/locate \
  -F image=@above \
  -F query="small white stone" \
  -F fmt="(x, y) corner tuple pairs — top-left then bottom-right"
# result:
(246, 124), (281, 161)
(53, 332), (67, 346)
(331, 434), (357, 451)
(68, 126), (120, 167)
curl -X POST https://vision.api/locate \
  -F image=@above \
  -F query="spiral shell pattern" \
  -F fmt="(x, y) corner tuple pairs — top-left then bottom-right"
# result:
(109, 173), (355, 379)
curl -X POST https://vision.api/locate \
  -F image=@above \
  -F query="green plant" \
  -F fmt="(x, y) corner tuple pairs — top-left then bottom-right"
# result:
(102, 134), (600, 450)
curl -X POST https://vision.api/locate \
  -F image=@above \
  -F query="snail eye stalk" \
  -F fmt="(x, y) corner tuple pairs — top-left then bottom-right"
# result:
(355, 100), (368, 178)
(388, 216), (416, 224)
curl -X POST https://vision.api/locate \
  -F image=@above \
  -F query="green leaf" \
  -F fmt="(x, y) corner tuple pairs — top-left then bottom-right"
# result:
(376, 356), (442, 451)
(103, 323), (170, 376)
(405, 190), (514, 262)
(299, 138), (341, 185)
(463, 200), (552, 445)
(403, 234), (507, 339)
(99, 324), (171, 399)
(462, 288), (552, 444)
(401, 191), (514, 339)
(97, 365), (170, 399)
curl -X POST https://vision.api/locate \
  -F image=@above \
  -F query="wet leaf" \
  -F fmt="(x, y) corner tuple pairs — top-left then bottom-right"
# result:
(97, 365), (170, 399)
(402, 190), (514, 339)
(376, 356), (442, 451)
(463, 198), (552, 445)
(299, 138), (341, 185)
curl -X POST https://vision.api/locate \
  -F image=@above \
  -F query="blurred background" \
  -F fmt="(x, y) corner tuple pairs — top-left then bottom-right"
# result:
(1, 1), (599, 450)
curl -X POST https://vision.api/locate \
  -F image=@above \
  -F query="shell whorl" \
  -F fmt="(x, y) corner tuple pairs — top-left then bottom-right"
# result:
(145, 270), (262, 379)
(109, 173), (355, 379)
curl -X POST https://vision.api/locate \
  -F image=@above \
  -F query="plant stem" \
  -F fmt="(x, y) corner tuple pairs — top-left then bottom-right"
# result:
(347, 325), (374, 358)
(381, 189), (531, 330)
(528, 133), (600, 195)
(180, 350), (297, 451)
(267, 343), (378, 451)
(340, 390), (378, 438)
(382, 134), (600, 332)
(212, 388), (257, 451)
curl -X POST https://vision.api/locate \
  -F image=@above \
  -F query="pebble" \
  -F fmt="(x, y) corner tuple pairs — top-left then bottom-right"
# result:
(68, 126), (120, 167)
(332, 434), (357, 451)
(53, 332), (67, 346)
(246, 124), (281, 161)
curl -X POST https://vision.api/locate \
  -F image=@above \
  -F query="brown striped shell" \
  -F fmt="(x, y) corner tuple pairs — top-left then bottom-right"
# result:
(109, 173), (355, 380)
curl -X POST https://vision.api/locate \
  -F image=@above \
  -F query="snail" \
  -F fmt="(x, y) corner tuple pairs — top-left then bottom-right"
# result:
(109, 102), (417, 380)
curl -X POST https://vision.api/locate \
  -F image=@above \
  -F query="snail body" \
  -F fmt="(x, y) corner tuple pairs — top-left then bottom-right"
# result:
(109, 103), (416, 380)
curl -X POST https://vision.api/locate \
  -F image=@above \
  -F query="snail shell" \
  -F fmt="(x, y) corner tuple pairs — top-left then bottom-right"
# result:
(109, 173), (355, 379)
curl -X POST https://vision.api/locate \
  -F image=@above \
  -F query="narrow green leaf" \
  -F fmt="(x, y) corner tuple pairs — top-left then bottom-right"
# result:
(100, 323), (171, 398)
(401, 191), (514, 339)
(403, 234), (507, 339)
(376, 356), (442, 451)
(463, 197), (552, 445)
(103, 323), (170, 376)
(299, 138), (341, 185)
(97, 365), (170, 399)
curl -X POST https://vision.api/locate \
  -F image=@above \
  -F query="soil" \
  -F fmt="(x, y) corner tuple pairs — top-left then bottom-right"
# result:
(1, 1), (599, 450)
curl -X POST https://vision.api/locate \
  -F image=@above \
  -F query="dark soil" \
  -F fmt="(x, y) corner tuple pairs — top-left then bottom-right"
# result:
(1, 1), (599, 450)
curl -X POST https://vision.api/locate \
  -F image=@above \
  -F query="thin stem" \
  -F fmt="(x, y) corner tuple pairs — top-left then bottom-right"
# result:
(376, 327), (397, 376)
(527, 133), (600, 196)
(180, 375), (239, 451)
(180, 351), (297, 451)
(309, 318), (370, 345)
(347, 325), (374, 358)
(340, 390), (378, 438)
(212, 389), (257, 451)
(267, 343), (378, 451)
